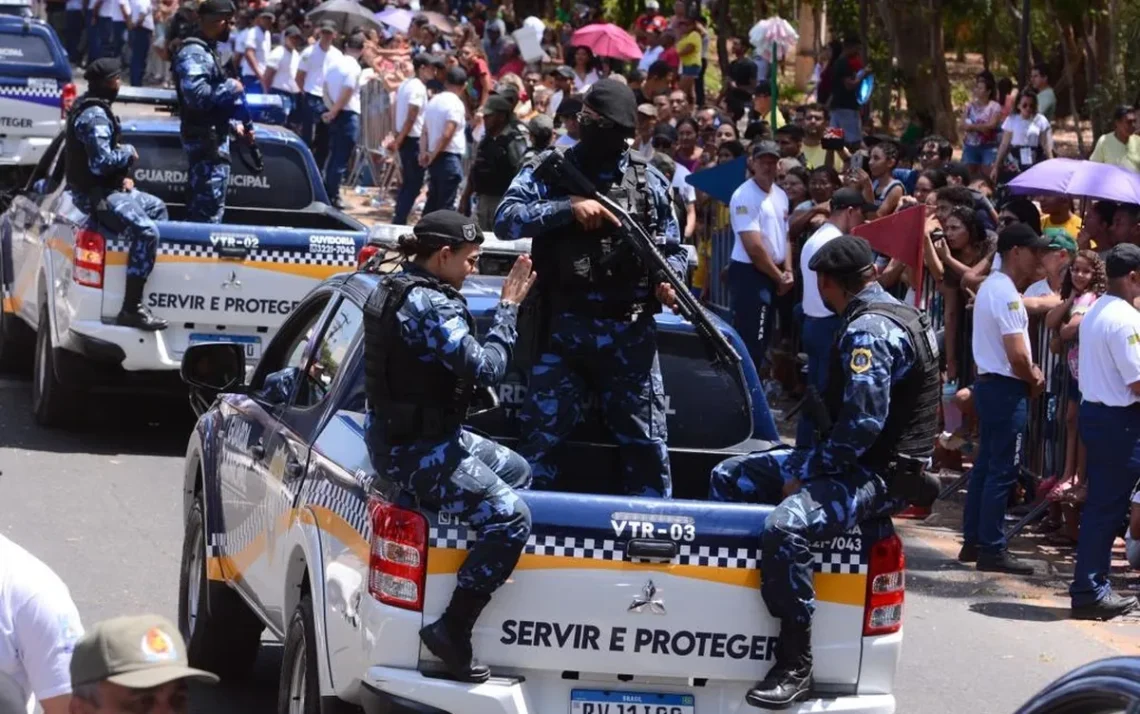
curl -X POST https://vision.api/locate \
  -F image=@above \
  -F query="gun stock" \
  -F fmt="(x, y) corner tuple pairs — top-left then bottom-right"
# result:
(233, 94), (264, 174)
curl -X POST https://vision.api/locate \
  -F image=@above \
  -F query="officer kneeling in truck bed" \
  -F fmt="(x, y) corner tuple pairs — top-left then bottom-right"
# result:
(709, 235), (941, 709)
(363, 210), (538, 683)
(66, 58), (170, 331)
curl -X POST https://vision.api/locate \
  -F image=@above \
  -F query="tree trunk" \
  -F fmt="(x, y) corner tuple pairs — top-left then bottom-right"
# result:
(875, 0), (957, 143)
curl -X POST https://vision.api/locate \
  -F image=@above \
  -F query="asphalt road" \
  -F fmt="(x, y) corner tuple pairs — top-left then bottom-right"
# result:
(1, 376), (1138, 714)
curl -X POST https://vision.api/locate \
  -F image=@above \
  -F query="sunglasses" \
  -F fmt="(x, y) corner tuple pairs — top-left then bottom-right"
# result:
(576, 112), (616, 130)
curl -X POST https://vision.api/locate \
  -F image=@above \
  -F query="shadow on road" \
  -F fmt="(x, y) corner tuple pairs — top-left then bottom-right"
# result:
(190, 644), (282, 713)
(969, 601), (1070, 622)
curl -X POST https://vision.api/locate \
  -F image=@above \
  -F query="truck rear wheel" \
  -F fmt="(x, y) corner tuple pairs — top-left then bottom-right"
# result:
(31, 305), (77, 427)
(178, 494), (263, 682)
(278, 595), (321, 714)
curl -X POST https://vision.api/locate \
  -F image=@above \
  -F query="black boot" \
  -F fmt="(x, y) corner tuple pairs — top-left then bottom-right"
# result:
(115, 276), (167, 331)
(419, 587), (492, 683)
(745, 624), (813, 709)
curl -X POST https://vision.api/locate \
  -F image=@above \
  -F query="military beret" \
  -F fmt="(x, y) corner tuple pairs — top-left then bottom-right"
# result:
(1106, 243), (1140, 279)
(413, 210), (483, 248)
(83, 57), (121, 84)
(197, 0), (235, 16)
(808, 234), (875, 276)
(582, 78), (637, 130)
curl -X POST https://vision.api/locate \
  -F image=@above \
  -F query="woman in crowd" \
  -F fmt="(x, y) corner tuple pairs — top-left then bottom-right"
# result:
(674, 117), (703, 172)
(568, 45), (599, 91)
(993, 88), (1054, 181)
(780, 166), (811, 212)
(542, 27), (564, 64)
(788, 166), (840, 243)
(960, 71), (1003, 177)
(933, 205), (993, 383)
(1079, 200), (1117, 253)
(845, 140), (904, 218)
(912, 168), (948, 207)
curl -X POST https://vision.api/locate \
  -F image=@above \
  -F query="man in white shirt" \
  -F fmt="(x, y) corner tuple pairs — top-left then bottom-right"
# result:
(961, 223), (1047, 575)
(90, 0), (127, 63)
(240, 9), (274, 93)
(295, 21), (340, 167)
(1069, 243), (1140, 620)
(125, 0), (153, 86)
(321, 33), (363, 210)
(0, 535), (85, 714)
(552, 96), (581, 148)
(263, 25), (302, 125)
(390, 52), (437, 224)
(728, 140), (792, 371)
(420, 65), (468, 213)
(794, 187), (872, 446)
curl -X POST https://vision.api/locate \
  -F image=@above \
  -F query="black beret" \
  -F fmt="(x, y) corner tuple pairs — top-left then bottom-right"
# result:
(583, 78), (637, 130)
(1106, 243), (1140, 279)
(445, 66), (468, 86)
(414, 210), (483, 247)
(808, 234), (875, 276)
(83, 57), (121, 83)
(197, 0), (235, 16)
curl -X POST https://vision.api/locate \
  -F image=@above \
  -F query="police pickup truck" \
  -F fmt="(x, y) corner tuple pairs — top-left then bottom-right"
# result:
(176, 264), (905, 714)
(0, 88), (367, 427)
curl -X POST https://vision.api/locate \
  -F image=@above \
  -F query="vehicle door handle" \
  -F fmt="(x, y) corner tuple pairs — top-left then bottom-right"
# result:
(625, 538), (678, 562)
(216, 245), (250, 259)
(250, 441), (266, 459)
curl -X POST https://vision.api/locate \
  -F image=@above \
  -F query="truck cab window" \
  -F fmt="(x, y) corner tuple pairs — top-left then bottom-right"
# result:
(295, 300), (363, 409)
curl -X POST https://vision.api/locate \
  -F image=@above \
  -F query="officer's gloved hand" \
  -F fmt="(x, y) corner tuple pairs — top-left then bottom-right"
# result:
(123, 144), (138, 164)
(225, 78), (244, 95)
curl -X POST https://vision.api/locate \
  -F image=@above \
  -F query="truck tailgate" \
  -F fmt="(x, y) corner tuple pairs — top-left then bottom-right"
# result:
(99, 221), (363, 362)
(424, 491), (885, 686)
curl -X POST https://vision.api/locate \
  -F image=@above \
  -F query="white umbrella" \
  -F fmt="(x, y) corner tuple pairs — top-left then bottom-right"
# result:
(748, 16), (798, 63)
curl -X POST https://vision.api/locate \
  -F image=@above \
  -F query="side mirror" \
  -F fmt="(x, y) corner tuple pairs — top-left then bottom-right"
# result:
(181, 342), (246, 393)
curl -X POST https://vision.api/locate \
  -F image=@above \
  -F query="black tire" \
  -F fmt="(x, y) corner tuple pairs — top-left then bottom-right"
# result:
(278, 595), (321, 714)
(31, 304), (77, 427)
(0, 306), (33, 373)
(178, 493), (263, 682)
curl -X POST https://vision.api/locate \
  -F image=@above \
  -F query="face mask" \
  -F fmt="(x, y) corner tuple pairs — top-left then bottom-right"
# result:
(90, 82), (119, 102)
(578, 116), (629, 166)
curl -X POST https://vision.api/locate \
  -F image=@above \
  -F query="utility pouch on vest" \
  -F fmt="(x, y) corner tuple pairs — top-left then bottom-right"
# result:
(515, 290), (551, 370)
(183, 126), (230, 164)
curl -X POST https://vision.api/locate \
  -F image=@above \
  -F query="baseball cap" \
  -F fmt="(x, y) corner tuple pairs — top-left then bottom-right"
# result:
(637, 103), (657, 118)
(996, 222), (1050, 253)
(1106, 243), (1140, 279)
(1042, 226), (1077, 254)
(830, 187), (877, 213)
(317, 19), (337, 33)
(651, 123), (677, 145)
(257, 8), (274, 19)
(554, 66), (576, 80)
(70, 615), (218, 689)
(808, 234), (875, 276)
(444, 66), (467, 86)
(555, 96), (583, 118)
(750, 140), (780, 159)
(197, 0), (234, 16)
(481, 94), (514, 115)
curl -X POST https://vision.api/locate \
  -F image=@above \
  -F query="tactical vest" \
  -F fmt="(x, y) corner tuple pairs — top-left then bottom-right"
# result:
(363, 271), (476, 444)
(824, 299), (941, 471)
(471, 126), (525, 197)
(527, 149), (659, 316)
(173, 37), (229, 145)
(64, 97), (124, 196)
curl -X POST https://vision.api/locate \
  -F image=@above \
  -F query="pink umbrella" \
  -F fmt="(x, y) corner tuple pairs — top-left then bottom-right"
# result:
(570, 23), (642, 61)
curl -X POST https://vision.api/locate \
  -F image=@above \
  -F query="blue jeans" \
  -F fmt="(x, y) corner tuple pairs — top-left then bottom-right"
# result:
(128, 26), (151, 86)
(323, 110), (359, 205)
(962, 375), (1028, 553)
(796, 313), (843, 447)
(65, 9), (85, 63)
(1070, 402), (1140, 606)
(727, 260), (776, 371)
(425, 152), (463, 213)
(300, 94), (330, 170)
(109, 19), (126, 60)
(393, 136), (424, 225)
(242, 75), (262, 94)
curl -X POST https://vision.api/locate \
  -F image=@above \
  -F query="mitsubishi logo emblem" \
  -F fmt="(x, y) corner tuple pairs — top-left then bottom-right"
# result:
(221, 270), (241, 289)
(628, 580), (665, 615)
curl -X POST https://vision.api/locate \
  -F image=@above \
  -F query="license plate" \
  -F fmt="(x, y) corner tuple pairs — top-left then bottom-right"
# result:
(188, 333), (262, 360)
(570, 689), (695, 714)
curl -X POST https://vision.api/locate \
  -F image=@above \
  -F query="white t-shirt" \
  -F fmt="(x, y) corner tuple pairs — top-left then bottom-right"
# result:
(229, 28), (248, 66)
(572, 69), (599, 92)
(266, 45), (300, 93)
(1001, 113), (1053, 157)
(672, 163), (695, 204)
(298, 42), (343, 96)
(0, 536), (84, 714)
(972, 270), (1031, 379)
(241, 26), (272, 78)
(1024, 278), (1056, 298)
(395, 77), (427, 139)
(638, 45), (664, 72)
(549, 89), (563, 117)
(423, 91), (467, 156)
(728, 178), (789, 265)
(100, 0), (124, 22)
(1078, 295), (1140, 406)
(323, 53), (362, 114)
(128, 0), (153, 31)
(800, 222), (843, 318)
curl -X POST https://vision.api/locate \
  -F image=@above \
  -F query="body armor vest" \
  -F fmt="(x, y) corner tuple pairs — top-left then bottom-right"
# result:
(824, 299), (941, 471)
(173, 37), (230, 146)
(64, 97), (123, 196)
(528, 149), (659, 316)
(363, 271), (476, 444)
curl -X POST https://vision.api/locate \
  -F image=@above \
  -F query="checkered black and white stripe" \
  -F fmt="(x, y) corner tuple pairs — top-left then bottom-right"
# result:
(678, 544), (758, 569)
(529, 535), (624, 561)
(302, 478), (369, 536)
(104, 240), (356, 266)
(813, 550), (867, 575)
(0, 84), (60, 98)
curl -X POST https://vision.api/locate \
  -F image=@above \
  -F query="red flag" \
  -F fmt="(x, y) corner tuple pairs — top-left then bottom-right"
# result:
(851, 205), (927, 307)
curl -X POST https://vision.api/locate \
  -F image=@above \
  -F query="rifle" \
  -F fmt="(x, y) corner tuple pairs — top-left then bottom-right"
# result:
(232, 92), (264, 175)
(534, 151), (742, 368)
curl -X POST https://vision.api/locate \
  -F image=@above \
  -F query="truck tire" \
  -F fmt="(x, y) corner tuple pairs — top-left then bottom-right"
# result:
(278, 595), (321, 714)
(0, 306), (33, 373)
(178, 494), (263, 682)
(31, 305), (77, 427)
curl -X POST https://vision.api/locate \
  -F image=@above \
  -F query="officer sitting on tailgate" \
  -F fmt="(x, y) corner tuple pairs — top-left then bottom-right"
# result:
(363, 210), (537, 683)
(493, 78), (685, 498)
(67, 58), (170, 331)
(171, 0), (247, 224)
(708, 235), (940, 709)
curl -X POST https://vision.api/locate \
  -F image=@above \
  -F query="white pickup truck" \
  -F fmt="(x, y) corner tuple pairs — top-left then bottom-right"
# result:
(177, 260), (905, 714)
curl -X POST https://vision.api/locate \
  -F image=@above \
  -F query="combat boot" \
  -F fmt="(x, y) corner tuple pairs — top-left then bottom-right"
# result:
(419, 587), (493, 683)
(115, 276), (168, 331)
(745, 624), (813, 709)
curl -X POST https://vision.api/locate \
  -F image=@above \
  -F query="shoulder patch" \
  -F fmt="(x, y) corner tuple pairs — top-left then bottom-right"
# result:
(1128, 332), (1140, 346)
(735, 204), (749, 215)
(1007, 300), (1021, 311)
(850, 347), (873, 374)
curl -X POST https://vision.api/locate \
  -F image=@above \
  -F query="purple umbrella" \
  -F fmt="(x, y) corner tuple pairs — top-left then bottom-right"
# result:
(1007, 158), (1140, 204)
(374, 6), (412, 33)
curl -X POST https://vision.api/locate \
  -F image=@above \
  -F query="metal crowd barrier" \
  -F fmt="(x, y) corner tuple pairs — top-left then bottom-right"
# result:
(348, 77), (399, 192)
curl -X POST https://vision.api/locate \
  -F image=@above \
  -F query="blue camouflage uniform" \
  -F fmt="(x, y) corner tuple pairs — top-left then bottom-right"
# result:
(710, 282), (918, 625)
(365, 263), (532, 595)
(493, 146), (686, 498)
(68, 102), (168, 279)
(172, 37), (243, 224)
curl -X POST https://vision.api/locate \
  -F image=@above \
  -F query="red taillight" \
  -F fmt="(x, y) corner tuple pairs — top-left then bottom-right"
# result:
(61, 83), (77, 118)
(367, 496), (428, 611)
(863, 534), (905, 636)
(357, 244), (379, 269)
(73, 229), (105, 288)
